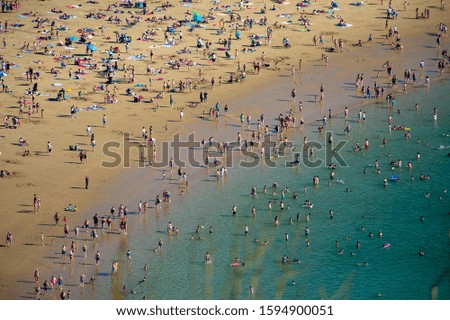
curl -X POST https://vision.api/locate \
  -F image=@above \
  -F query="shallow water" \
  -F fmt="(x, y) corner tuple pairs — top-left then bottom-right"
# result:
(82, 77), (450, 300)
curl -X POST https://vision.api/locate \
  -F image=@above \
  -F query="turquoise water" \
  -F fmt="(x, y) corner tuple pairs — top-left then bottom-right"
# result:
(97, 79), (450, 300)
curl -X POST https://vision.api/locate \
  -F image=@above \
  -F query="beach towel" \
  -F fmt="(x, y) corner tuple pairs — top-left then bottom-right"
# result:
(82, 105), (106, 111)
(127, 55), (146, 60)
(59, 15), (76, 20)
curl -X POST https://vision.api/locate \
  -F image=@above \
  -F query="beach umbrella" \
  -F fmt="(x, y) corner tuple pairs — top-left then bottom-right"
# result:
(192, 11), (203, 23)
(67, 36), (79, 42)
(86, 43), (97, 52)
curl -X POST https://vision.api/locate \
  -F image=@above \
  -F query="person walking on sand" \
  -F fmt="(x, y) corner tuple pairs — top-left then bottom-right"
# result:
(102, 114), (107, 127)
(319, 84), (324, 102)
(40, 232), (44, 246)
(82, 243), (87, 258)
(47, 141), (53, 153)
(95, 251), (101, 265)
(34, 268), (40, 283)
(5, 231), (12, 247)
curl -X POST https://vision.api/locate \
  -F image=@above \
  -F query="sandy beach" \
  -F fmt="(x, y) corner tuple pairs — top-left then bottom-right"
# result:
(0, 0), (448, 299)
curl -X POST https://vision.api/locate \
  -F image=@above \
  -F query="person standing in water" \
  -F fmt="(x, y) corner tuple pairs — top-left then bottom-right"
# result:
(204, 252), (211, 263)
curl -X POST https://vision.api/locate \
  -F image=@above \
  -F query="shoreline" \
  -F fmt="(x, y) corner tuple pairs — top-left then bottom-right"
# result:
(0, 0), (448, 299)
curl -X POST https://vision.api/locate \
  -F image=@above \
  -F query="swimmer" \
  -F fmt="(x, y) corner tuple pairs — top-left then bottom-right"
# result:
(419, 251), (425, 256)
(338, 249), (344, 254)
(345, 188), (352, 192)
(420, 216), (425, 222)
(378, 231), (383, 237)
